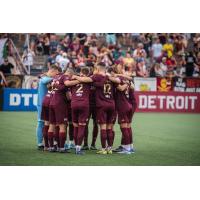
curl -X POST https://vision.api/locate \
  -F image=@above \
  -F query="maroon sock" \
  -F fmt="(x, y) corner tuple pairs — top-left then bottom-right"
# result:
(48, 131), (54, 147)
(83, 124), (88, 146)
(54, 126), (60, 148)
(43, 125), (49, 147)
(91, 123), (98, 146)
(73, 126), (78, 145)
(69, 123), (74, 141)
(128, 127), (133, 144)
(100, 129), (107, 148)
(77, 125), (86, 146)
(107, 129), (115, 147)
(121, 128), (129, 145)
(59, 132), (66, 148)
(120, 128), (125, 145)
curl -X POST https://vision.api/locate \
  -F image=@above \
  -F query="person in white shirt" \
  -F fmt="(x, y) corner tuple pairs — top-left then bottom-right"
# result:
(57, 52), (70, 72)
(133, 43), (146, 60)
(160, 57), (168, 76)
(151, 38), (163, 61)
(22, 49), (35, 74)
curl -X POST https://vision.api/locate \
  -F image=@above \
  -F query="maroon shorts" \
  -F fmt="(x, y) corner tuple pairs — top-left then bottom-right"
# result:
(72, 105), (89, 124)
(96, 104), (115, 124)
(117, 106), (133, 124)
(49, 104), (68, 125)
(41, 105), (49, 121)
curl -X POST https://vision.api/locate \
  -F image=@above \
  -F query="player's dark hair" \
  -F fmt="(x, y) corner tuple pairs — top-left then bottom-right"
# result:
(81, 67), (90, 76)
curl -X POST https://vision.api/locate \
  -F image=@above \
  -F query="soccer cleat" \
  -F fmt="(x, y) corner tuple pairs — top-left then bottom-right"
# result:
(129, 148), (136, 153)
(48, 147), (57, 152)
(59, 148), (70, 153)
(37, 145), (44, 151)
(75, 150), (85, 155)
(90, 145), (97, 150)
(96, 149), (107, 155)
(69, 143), (75, 149)
(113, 146), (123, 152)
(64, 143), (70, 150)
(82, 145), (90, 150)
(107, 149), (113, 154)
(117, 148), (132, 155)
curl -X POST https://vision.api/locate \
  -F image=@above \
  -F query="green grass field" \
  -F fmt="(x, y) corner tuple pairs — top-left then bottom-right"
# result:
(0, 112), (200, 166)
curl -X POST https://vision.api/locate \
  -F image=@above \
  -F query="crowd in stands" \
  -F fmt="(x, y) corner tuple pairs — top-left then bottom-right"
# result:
(28, 33), (200, 78)
(1, 33), (200, 86)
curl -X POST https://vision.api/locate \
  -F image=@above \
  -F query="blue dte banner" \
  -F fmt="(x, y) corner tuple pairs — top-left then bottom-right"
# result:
(3, 88), (38, 111)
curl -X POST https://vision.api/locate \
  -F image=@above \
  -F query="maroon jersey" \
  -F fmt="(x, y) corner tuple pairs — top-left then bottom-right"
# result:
(115, 76), (132, 112)
(42, 91), (52, 107)
(71, 81), (90, 107)
(91, 74), (115, 108)
(49, 74), (69, 106)
(129, 87), (137, 112)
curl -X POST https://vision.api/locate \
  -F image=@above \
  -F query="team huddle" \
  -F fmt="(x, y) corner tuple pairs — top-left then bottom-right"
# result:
(38, 62), (137, 155)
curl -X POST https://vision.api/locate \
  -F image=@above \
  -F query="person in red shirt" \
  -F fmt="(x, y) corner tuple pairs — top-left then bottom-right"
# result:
(70, 67), (91, 155)
(73, 62), (120, 154)
(48, 68), (78, 153)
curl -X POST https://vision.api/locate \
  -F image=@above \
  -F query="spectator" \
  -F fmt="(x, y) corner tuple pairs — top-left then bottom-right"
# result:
(106, 33), (116, 45)
(133, 43), (146, 61)
(0, 58), (15, 74)
(136, 59), (148, 77)
(57, 52), (70, 71)
(49, 34), (59, 54)
(160, 57), (168, 77)
(123, 52), (135, 72)
(163, 38), (174, 58)
(185, 51), (195, 77)
(151, 37), (163, 62)
(47, 51), (57, 69)
(43, 35), (50, 55)
(150, 63), (163, 77)
(22, 48), (35, 74)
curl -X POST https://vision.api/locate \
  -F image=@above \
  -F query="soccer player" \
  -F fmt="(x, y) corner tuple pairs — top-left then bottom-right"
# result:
(36, 65), (59, 150)
(70, 67), (91, 155)
(48, 68), (78, 153)
(114, 64), (136, 154)
(73, 62), (120, 154)
(41, 83), (53, 151)
(82, 67), (98, 150)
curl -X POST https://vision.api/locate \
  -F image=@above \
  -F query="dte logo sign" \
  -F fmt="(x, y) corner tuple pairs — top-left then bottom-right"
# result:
(3, 88), (38, 111)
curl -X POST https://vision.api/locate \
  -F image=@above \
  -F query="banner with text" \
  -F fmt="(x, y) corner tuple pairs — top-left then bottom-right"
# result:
(134, 91), (200, 113)
(173, 77), (200, 92)
(134, 77), (157, 91)
(3, 88), (38, 111)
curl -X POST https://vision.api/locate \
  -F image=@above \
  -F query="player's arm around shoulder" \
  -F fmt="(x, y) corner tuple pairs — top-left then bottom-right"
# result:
(107, 73), (121, 84)
(72, 75), (93, 83)
(40, 76), (53, 85)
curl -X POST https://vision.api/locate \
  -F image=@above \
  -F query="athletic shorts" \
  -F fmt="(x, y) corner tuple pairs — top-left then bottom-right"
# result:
(117, 106), (133, 124)
(49, 104), (68, 125)
(71, 105), (89, 124)
(96, 104), (115, 124)
(41, 105), (49, 121)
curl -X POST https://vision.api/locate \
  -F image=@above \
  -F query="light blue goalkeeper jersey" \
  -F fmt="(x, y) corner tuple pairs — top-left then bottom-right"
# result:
(37, 76), (53, 106)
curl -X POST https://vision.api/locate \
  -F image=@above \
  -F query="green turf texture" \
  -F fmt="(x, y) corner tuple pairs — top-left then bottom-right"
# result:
(0, 112), (200, 166)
